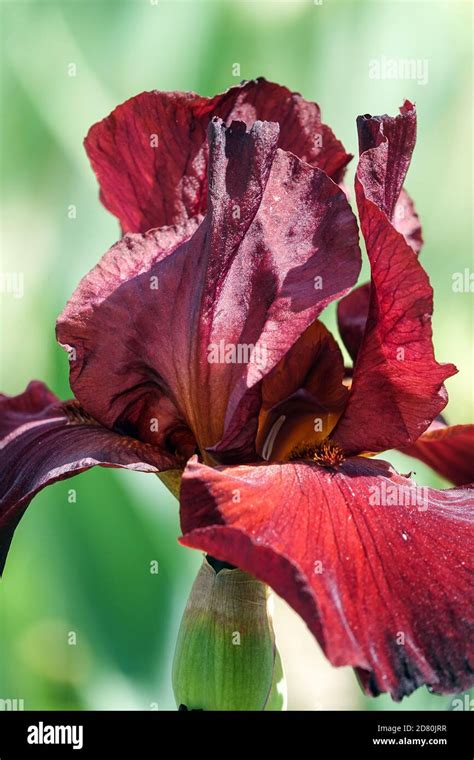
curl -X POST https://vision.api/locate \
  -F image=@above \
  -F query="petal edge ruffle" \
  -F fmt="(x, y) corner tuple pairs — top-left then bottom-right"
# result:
(334, 103), (456, 454)
(180, 457), (474, 700)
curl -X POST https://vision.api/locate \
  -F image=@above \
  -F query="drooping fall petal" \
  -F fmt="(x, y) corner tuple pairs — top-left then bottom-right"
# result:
(59, 119), (361, 462)
(399, 419), (474, 486)
(0, 381), (177, 574)
(0, 379), (58, 437)
(180, 457), (474, 700)
(85, 78), (351, 233)
(333, 103), (456, 454)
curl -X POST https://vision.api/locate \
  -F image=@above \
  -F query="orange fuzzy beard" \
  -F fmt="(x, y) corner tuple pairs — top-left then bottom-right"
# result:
(289, 438), (345, 468)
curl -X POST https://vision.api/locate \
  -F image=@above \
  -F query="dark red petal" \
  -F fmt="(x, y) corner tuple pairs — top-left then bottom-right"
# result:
(0, 382), (177, 574)
(333, 104), (456, 454)
(336, 282), (370, 363)
(400, 420), (474, 486)
(214, 79), (352, 183)
(337, 186), (423, 364)
(356, 100), (416, 219)
(56, 218), (201, 457)
(85, 78), (351, 233)
(60, 120), (361, 461)
(337, 187), (423, 363)
(256, 321), (348, 460)
(207, 120), (360, 459)
(337, 102), (423, 364)
(0, 380), (57, 437)
(393, 188), (423, 255)
(180, 457), (474, 700)
(85, 90), (216, 234)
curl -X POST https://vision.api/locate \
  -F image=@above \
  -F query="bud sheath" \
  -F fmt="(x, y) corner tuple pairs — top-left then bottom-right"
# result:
(172, 557), (286, 710)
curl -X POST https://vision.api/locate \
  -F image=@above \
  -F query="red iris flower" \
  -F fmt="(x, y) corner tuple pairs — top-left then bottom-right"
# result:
(1, 79), (473, 701)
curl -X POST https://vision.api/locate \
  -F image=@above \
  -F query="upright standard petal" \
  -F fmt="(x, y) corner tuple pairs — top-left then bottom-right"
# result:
(180, 457), (474, 700)
(222, 78), (352, 183)
(337, 103), (423, 364)
(204, 119), (359, 459)
(400, 419), (474, 486)
(333, 104), (456, 455)
(0, 382), (178, 574)
(84, 78), (351, 233)
(356, 100), (416, 219)
(57, 218), (202, 458)
(337, 186), (423, 364)
(59, 120), (361, 462)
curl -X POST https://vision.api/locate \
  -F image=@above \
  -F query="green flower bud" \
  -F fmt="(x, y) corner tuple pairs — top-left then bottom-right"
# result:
(172, 557), (287, 711)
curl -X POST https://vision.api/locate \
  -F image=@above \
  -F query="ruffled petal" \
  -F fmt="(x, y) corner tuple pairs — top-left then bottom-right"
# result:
(206, 119), (359, 458)
(337, 102), (423, 365)
(337, 186), (423, 364)
(0, 382), (177, 574)
(56, 219), (201, 458)
(59, 119), (361, 462)
(333, 103), (456, 455)
(180, 457), (474, 700)
(211, 78), (352, 183)
(0, 380), (58, 437)
(85, 90), (217, 234)
(85, 78), (351, 233)
(400, 420), (474, 486)
(356, 100), (416, 219)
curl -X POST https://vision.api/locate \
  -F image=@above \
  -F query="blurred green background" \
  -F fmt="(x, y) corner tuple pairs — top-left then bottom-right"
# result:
(0, 0), (472, 711)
